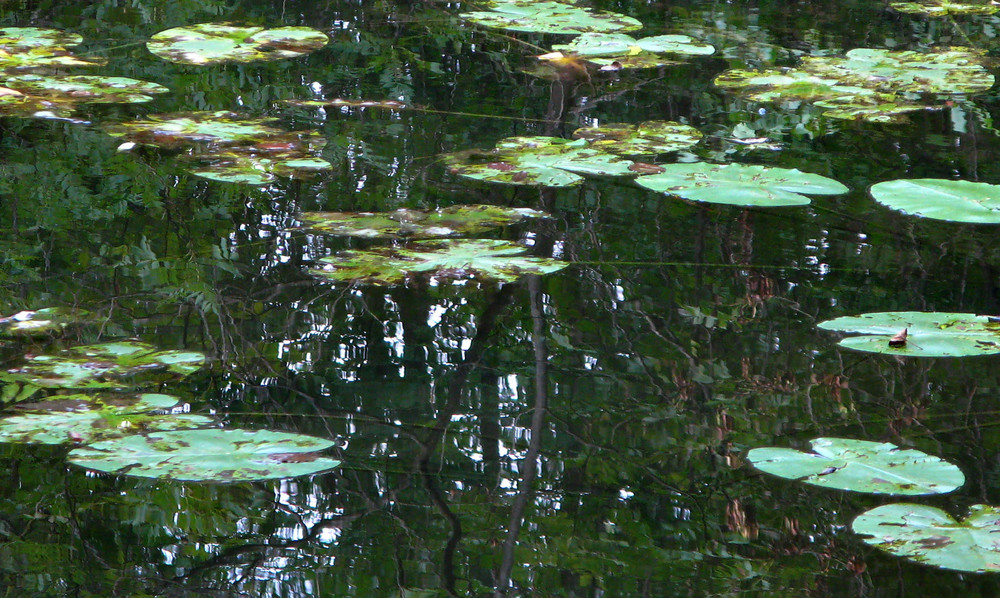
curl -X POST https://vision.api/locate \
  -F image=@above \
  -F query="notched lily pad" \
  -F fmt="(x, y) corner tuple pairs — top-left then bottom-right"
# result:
(0, 307), (91, 337)
(818, 311), (1000, 357)
(853, 504), (1000, 572)
(460, 1), (642, 35)
(68, 428), (341, 482)
(870, 179), (1000, 223)
(2, 340), (206, 388)
(748, 437), (964, 495)
(299, 205), (548, 239)
(443, 136), (636, 187)
(310, 239), (568, 286)
(546, 33), (714, 69)
(891, 0), (1000, 15)
(0, 392), (211, 445)
(635, 162), (848, 207)
(571, 120), (703, 155)
(147, 23), (329, 65)
(4, 74), (169, 104)
(0, 27), (105, 69)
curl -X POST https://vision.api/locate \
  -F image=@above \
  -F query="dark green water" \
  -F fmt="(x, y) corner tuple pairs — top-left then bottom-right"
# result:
(3, 0), (1000, 596)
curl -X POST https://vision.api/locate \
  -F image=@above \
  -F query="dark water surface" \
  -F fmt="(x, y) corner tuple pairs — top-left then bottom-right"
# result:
(3, 0), (1000, 596)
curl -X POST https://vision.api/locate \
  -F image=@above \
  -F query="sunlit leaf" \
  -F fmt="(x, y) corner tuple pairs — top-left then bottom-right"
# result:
(299, 205), (548, 239)
(0, 307), (91, 337)
(748, 437), (964, 495)
(68, 428), (341, 482)
(187, 148), (331, 185)
(817, 311), (1000, 357)
(890, 0), (1000, 15)
(105, 111), (299, 149)
(869, 179), (1000, 223)
(147, 23), (329, 65)
(549, 33), (714, 69)
(283, 98), (409, 110)
(460, 1), (642, 35)
(0, 27), (105, 69)
(571, 121), (703, 155)
(3, 74), (169, 104)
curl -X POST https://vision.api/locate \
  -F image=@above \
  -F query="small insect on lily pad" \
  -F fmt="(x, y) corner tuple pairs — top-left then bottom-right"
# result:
(546, 33), (714, 69)
(635, 162), (848, 207)
(571, 121), (703, 156)
(443, 136), (636, 187)
(853, 504), (1000, 573)
(460, 1), (642, 35)
(748, 437), (964, 495)
(147, 23), (329, 65)
(869, 179), (1000, 223)
(891, 0), (1000, 15)
(3, 74), (169, 104)
(0, 27), (106, 69)
(0, 307), (91, 337)
(299, 205), (548, 239)
(817, 311), (1000, 357)
(1, 340), (206, 388)
(310, 238), (568, 286)
(0, 392), (212, 445)
(68, 428), (341, 482)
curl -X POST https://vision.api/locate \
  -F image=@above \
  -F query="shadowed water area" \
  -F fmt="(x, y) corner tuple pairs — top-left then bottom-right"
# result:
(5, 0), (1000, 595)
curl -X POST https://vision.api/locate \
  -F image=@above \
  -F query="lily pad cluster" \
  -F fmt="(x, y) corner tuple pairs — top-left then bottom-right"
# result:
(147, 23), (329, 65)
(544, 33), (715, 70)
(460, 1), (642, 35)
(750, 437), (1000, 573)
(106, 111), (331, 185)
(890, 0), (1000, 15)
(714, 47), (994, 123)
(299, 205), (547, 239)
(817, 311), (1000, 357)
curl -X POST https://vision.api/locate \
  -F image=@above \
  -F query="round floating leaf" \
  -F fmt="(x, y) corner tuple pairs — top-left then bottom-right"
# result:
(188, 150), (331, 185)
(444, 136), (636, 187)
(3, 74), (169, 104)
(748, 437), (964, 495)
(299, 205), (548, 239)
(461, 1), (642, 35)
(891, 0), (1000, 15)
(68, 428), (341, 482)
(283, 98), (408, 110)
(549, 33), (714, 69)
(635, 162), (848, 207)
(2, 340), (206, 388)
(105, 111), (292, 149)
(147, 23), (329, 65)
(0, 307), (91, 337)
(818, 311), (1000, 357)
(310, 239), (568, 286)
(869, 179), (1000, 223)
(571, 121), (703, 155)
(0, 27), (105, 69)
(853, 504), (1000, 573)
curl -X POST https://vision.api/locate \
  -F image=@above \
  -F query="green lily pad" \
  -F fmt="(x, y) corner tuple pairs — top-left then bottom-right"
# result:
(891, 0), (1000, 15)
(460, 1), (642, 35)
(68, 428), (341, 482)
(0, 392), (211, 445)
(548, 33), (714, 69)
(748, 437), (964, 495)
(0, 307), (91, 337)
(310, 239), (568, 286)
(2, 340), (206, 388)
(299, 205), (548, 239)
(817, 311), (1000, 357)
(571, 121), (703, 155)
(105, 111), (299, 149)
(0, 27), (105, 69)
(444, 136), (636, 187)
(187, 147), (331, 185)
(147, 23), (329, 65)
(3, 74), (169, 104)
(283, 98), (408, 110)
(634, 162), (848, 207)
(853, 504), (1000, 573)
(869, 179), (1000, 223)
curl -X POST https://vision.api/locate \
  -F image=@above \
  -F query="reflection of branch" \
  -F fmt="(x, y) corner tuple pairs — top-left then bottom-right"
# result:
(496, 275), (549, 596)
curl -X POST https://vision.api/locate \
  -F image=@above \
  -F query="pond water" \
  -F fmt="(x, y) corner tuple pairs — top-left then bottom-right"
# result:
(4, 0), (1000, 595)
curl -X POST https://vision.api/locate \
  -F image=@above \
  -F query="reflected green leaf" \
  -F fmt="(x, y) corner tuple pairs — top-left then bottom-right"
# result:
(869, 179), (1000, 223)
(571, 121), (703, 155)
(147, 23), (329, 65)
(748, 437), (964, 495)
(0, 27), (105, 69)
(300, 205), (548, 239)
(461, 1), (642, 35)
(817, 311), (1000, 357)
(68, 428), (341, 482)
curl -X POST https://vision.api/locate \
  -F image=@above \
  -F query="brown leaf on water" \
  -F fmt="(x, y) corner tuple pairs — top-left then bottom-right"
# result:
(511, 171), (529, 182)
(629, 162), (664, 175)
(269, 452), (319, 463)
(888, 327), (908, 347)
(487, 162), (516, 171)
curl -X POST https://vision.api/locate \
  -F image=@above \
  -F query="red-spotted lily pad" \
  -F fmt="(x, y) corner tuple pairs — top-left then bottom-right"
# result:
(0, 27), (105, 69)
(546, 33), (714, 69)
(460, 1), (642, 35)
(147, 23), (329, 65)
(0, 307), (91, 337)
(299, 205), (547, 239)
(68, 428), (341, 482)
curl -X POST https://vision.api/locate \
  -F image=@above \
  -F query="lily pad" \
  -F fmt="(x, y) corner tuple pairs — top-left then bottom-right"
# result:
(634, 162), (848, 207)
(444, 136), (636, 187)
(461, 0), (641, 35)
(299, 205), (548, 239)
(747, 437), (964, 495)
(548, 33), (714, 69)
(571, 121), (703, 155)
(105, 111), (299, 149)
(310, 239), (568, 286)
(891, 0), (1000, 15)
(0, 393), (212, 445)
(853, 504), (1000, 573)
(68, 428), (341, 482)
(817, 311), (1000, 357)
(2, 340), (206, 388)
(3, 74), (169, 104)
(0, 307), (91, 337)
(187, 146), (332, 185)
(869, 179), (1000, 223)
(283, 98), (408, 110)
(147, 23), (329, 65)
(0, 27), (105, 69)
